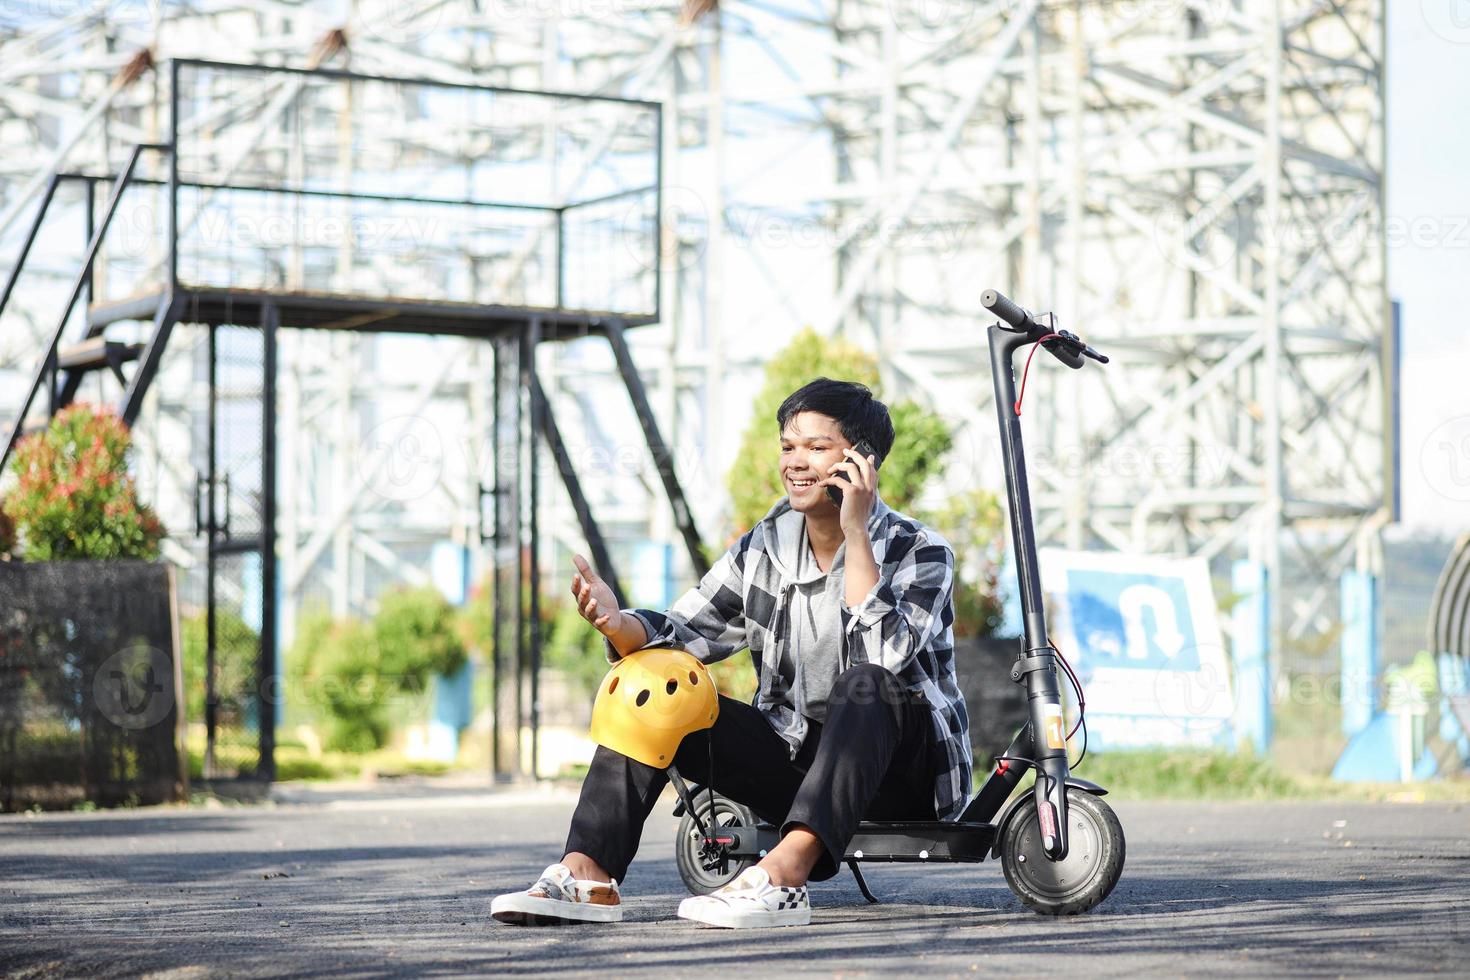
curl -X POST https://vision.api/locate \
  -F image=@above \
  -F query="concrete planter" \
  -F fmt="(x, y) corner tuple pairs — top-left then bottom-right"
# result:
(0, 560), (188, 811)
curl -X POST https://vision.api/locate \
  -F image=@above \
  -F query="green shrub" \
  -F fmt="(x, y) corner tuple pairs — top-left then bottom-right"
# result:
(726, 327), (953, 531)
(308, 617), (390, 753)
(287, 588), (467, 754)
(374, 586), (468, 681)
(289, 609), (374, 752)
(1, 403), (165, 561)
(180, 611), (259, 727)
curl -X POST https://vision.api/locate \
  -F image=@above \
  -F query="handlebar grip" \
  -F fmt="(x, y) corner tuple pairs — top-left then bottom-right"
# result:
(981, 289), (1034, 330)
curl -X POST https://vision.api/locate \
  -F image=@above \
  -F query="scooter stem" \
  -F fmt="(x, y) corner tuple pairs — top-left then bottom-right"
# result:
(987, 323), (1071, 861)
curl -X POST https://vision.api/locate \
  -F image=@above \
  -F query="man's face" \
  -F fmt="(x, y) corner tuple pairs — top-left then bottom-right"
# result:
(779, 411), (852, 514)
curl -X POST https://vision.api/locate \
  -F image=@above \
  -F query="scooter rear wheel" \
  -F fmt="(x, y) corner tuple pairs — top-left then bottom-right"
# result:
(999, 787), (1125, 915)
(675, 791), (760, 895)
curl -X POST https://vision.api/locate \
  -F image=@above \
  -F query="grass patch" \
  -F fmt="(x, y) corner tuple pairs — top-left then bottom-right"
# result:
(274, 750), (358, 782)
(1034, 748), (1470, 802)
(368, 754), (452, 779)
(185, 727), (461, 784)
(270, 746), (452, 782)
(1064, 748), (1303, 800)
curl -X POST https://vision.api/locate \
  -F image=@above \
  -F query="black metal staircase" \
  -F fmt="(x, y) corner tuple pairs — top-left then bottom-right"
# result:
(1, 143), (180, 470)
(1, 57), (709, 786)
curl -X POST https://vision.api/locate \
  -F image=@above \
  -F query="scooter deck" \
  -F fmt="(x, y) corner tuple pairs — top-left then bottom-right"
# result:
(712, 820), (1000, 864)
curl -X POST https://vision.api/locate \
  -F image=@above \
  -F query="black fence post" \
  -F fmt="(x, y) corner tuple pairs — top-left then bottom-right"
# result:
(259, 301), (278, 782)
(523, 319), (542, 781)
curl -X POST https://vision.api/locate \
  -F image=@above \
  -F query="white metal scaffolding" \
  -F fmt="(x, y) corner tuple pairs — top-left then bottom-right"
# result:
(0, 0), (1389, 660)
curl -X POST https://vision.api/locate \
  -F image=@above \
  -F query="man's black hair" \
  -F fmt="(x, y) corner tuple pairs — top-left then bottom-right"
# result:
(776, 378), (895, 465)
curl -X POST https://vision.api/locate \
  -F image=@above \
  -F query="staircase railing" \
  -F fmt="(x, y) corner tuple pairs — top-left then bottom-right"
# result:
(0, 173), (62, 325)
(0, 142), (171, 473)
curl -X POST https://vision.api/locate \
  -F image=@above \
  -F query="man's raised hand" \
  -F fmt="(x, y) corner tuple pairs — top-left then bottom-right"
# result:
(571, 554), (624, 638)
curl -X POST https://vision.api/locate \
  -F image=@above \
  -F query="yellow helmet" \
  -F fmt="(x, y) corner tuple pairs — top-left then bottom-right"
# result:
(590, 648), (719, 768)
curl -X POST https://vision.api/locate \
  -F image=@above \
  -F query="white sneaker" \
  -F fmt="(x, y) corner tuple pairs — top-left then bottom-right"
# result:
(676, 866), (811, 928)
(490, 864), (624, 926)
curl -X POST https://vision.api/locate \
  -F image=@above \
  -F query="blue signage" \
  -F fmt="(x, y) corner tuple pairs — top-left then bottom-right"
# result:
(1064, 570), (1201, 672)
(1041, 550), (1236, 751)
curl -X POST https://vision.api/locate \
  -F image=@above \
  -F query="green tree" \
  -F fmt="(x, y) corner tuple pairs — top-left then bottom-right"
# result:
(726, 327), (954, 531)
(880, 401), (955, 515)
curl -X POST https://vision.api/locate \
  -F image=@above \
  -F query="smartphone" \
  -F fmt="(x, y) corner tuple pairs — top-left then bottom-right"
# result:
(825, 439), (879, 508)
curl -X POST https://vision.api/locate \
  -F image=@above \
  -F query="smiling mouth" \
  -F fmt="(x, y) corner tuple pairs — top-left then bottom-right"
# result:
(788, 477), (818, 491)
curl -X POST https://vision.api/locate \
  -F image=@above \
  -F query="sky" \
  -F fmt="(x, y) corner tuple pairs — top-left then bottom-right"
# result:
(1386, 3), (1470, 532)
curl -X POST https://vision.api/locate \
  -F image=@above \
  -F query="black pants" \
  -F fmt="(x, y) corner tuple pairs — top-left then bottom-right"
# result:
(564, 662), (938, 884)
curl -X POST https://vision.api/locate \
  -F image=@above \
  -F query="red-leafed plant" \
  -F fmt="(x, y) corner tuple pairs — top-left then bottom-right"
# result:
(1, 404), (165, 561)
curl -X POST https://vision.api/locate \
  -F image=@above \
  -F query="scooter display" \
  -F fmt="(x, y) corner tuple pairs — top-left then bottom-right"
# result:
(665, 289), (1125, 915)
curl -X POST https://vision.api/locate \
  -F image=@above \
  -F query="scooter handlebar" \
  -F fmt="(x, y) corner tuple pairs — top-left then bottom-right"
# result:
(981, 288), (1037, 332)
(983, 288), (1108, 369)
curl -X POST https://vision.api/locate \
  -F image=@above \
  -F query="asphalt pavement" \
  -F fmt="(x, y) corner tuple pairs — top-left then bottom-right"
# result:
(1, 784), (1466, 977)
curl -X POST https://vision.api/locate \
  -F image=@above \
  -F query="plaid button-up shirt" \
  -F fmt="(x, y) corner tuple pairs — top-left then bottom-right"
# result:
(607, 494), (973, 821)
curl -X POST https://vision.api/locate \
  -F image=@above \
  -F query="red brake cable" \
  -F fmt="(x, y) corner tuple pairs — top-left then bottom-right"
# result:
(1013, 332), (1061, 416)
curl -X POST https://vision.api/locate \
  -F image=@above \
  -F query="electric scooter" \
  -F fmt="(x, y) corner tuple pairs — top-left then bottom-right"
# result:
(664, 289), (1126, 915)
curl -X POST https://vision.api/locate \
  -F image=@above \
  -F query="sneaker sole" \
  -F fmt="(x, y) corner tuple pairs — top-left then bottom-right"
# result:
(676, 896), (810, 929)
(490, 893), (623, 926)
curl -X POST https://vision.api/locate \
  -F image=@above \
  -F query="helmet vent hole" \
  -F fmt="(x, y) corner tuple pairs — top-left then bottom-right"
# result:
(665, 679), (678, 696)
(608, 677), (619, 694)
(636, 689), (650, 707)
(689, 671), (698, 685)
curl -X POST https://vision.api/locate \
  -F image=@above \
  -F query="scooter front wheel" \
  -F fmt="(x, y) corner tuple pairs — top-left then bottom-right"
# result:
(999, 787), (1125, 915)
